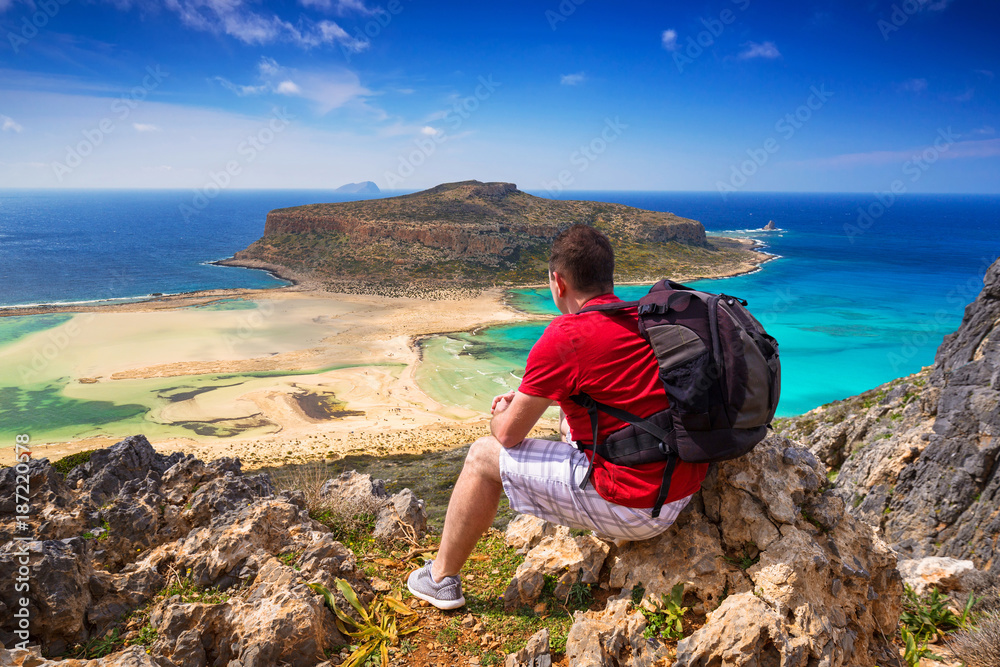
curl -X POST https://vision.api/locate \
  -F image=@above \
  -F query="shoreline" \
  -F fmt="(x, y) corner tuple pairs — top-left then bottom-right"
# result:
(0, 235), (771, 468)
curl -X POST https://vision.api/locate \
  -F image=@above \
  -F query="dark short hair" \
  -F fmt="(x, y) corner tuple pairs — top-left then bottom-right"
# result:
(548, 224), (614, 293)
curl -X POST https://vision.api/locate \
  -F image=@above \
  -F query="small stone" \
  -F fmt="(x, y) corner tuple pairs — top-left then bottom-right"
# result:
(533, 602), (548, 614)
(371, 577), (391, 592)
(461, 613), (476, 628)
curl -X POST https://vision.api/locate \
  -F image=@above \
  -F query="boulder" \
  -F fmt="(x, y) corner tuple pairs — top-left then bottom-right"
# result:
(373, 488), (428, 543)
(503, 533), (610, 610)
(897, 556), (989, 595)
(566, 599), (666, 667)
(66, 435), (185, 505)
(504, 628), (551, 667)
(589, 434), (903, 666)
(504, 514), (570, 555)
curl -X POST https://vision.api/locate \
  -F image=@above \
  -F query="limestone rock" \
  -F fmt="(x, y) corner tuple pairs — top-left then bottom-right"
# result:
(898, 556), (989, 595)
(0, 458), (84, 543)
(0, 644), (158, 666)
(778, 258), (1000, 574)
(504, 628), (551, 667)
(566, 599), (666, 667)
(503, 534), (610, 610)
(319, 470), (387, 505)
(592, 434), (903, 666)
(373, 488), (427, 543)
(504, 514), (570, 555)
(66, 434), (185, 505)
(0, 435), (374, 663)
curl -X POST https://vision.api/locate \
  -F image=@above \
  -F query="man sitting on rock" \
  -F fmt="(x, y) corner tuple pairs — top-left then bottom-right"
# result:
(407, 224), (709, 610)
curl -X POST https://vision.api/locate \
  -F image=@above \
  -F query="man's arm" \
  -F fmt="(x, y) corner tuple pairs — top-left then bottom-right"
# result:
(490, 390), (553, 448)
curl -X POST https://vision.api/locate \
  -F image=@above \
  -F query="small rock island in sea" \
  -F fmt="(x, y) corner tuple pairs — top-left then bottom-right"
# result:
(763, 220), (777, 231)
(334, 181), (380, 194)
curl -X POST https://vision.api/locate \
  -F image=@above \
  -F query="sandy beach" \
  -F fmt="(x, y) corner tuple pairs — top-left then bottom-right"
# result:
(0, 238), (770, 470)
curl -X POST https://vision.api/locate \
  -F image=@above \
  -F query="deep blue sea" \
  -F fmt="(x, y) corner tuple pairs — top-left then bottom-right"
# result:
(0, 190), (392, 307)
(1, 189), (998, 418)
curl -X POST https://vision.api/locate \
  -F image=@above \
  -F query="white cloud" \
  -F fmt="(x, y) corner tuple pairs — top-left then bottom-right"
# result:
(298, 0), (375, 14)
(158, 0), (368, 50)
(420, 126), (441, 136)
(738, 41), (781, 60)
(972, 126), (996, 136)
(896, 78), (928, 93)
(661, 29), (678, 51)
(1, 114), (23, 132)
(214, 56), (371, 114)
(560, 72), (586, 86)
(132, 123), (161, 132)
(953, 88), (975, 102)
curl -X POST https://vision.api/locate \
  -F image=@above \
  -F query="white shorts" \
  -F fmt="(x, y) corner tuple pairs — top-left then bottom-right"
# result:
(498, 438), (693, 542)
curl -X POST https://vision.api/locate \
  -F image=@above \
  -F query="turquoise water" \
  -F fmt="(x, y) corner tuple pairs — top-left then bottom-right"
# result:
(422, 192), (1000, 417)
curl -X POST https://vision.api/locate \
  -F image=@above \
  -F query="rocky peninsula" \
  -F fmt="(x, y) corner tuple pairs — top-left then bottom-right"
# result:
(219, 180), (767, 295)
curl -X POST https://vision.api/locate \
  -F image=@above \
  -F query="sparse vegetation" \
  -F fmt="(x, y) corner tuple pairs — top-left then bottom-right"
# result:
(638, 583), (690, 641)
(52, 449), (96, 477)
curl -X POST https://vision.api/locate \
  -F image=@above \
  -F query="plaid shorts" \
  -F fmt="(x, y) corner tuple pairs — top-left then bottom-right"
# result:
(498, 438), (693, 542)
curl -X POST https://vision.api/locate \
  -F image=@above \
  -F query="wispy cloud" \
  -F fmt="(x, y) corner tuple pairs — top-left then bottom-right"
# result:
(1, 114), (23, 132)
(896, 78), (928, 93)
(738, 41), (781, 60)
(132, 123), (161, 132)
(953, 88), (975, 102)
(972, 126), (996, 136)
(975, 69), (995, 79)
(298, 0), (375, 14)
(560, 72), (586, 86)
(661, 29), (678, 51)
(214, 56), (372, 114)
(123, 0), (372, 50)
(790, 137), (1000, 169)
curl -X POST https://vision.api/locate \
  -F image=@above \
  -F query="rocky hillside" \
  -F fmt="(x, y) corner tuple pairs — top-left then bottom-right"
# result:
(223, 181), (763, 292)
(777, 258), (1000, 573)
(0, 433), (905, 666)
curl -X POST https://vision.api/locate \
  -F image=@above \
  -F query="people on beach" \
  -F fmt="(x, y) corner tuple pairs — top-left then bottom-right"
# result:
(407, 224), (710, 610)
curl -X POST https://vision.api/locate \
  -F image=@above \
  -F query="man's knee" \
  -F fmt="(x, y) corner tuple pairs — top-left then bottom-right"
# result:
(465, 436), (502, 481)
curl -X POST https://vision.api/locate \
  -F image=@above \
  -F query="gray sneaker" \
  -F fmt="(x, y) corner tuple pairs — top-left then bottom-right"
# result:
(407, 559), (466, 610)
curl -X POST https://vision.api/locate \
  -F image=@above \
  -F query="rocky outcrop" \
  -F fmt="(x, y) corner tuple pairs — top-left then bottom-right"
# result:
(515, 434), (903, 667)
(0, 436), (365, 664)
(777, 258), (1000, 574)
(227, 180), (737, 290)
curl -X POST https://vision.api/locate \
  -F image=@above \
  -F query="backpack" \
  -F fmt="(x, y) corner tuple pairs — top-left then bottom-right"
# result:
(570, 278), (781, 518)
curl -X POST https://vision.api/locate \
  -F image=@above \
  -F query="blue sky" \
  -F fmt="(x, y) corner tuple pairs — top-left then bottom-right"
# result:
(0, 0), (997, 191)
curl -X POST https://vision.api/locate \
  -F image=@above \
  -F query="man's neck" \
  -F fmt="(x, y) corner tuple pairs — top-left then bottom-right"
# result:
(566, 290), (614, 314)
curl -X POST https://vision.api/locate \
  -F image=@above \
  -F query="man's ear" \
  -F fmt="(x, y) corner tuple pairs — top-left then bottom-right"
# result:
(551, 271), (569, 297)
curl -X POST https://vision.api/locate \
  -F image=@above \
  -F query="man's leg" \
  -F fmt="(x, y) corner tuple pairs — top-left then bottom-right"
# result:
(431, 435), (503, 581)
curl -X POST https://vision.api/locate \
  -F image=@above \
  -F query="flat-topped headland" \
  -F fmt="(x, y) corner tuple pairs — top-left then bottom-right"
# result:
(218, 180), (768, 295)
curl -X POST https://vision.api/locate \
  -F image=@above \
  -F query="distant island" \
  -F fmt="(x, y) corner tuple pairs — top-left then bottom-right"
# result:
(220, 180), (768, 293)
(334, 181), (380, 194)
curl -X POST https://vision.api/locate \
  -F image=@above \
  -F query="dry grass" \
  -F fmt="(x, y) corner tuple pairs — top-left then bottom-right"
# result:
(947, 612), (1000, 667)
(268, 460), (386, 539)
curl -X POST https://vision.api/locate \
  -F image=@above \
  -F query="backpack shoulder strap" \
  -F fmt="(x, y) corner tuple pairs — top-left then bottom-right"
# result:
(577, 300), (639, 314)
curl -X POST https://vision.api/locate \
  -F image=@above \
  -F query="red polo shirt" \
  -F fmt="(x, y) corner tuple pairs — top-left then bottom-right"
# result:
(518, 292), (708, 508)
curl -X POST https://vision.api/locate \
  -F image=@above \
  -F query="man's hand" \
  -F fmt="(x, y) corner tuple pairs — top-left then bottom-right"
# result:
(490, 391), (552, 448)
(491, 390), (516, 415)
